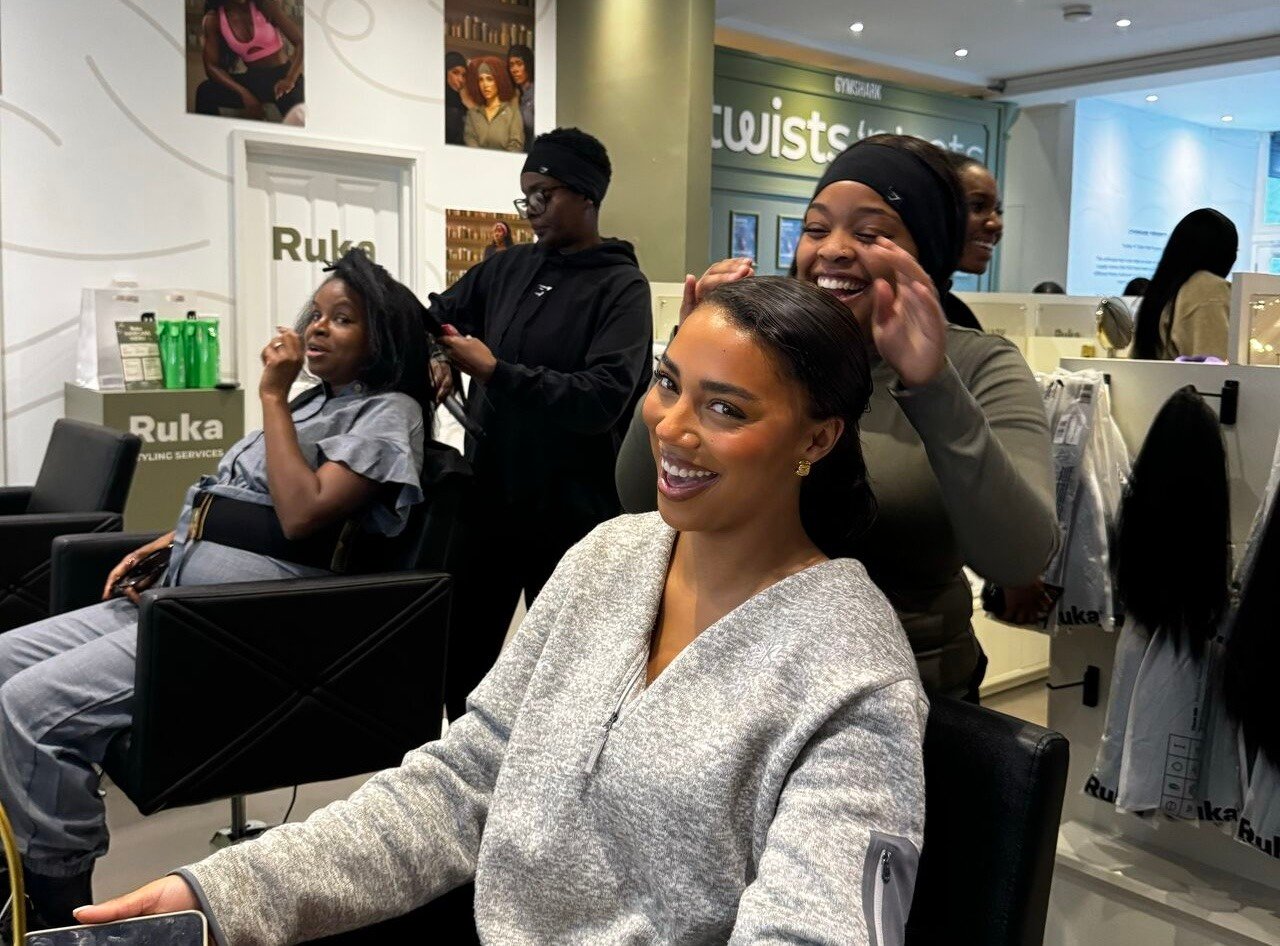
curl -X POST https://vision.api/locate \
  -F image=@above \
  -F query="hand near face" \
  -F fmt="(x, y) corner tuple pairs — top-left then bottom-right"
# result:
(274, 77), (295, 100)
(679, 257), (756, 322)
(864, 237), (947, 388)
(260, 327), (304, 401)
(439, 324), (498, 382)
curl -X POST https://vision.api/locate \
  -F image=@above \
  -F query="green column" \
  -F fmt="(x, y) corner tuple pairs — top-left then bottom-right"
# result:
(556, 0), (714, 282)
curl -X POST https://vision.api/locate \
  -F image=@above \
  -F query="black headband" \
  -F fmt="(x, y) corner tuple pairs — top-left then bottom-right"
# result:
(523, 140), (610, 204)
(812, 142), (963, 293)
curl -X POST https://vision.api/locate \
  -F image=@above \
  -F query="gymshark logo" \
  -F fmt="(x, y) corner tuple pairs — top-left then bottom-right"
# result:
(538, 165), (549, 173)
(533, 284), (554, 297)
(885, 188), (901, 202)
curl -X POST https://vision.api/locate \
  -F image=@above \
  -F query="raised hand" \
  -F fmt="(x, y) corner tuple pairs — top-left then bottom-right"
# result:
(679, 257), (755, 322)
(864, 237), (947, 388)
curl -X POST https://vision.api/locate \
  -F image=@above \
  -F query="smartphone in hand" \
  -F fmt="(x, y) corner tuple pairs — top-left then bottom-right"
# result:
(26, 911), (207, 945)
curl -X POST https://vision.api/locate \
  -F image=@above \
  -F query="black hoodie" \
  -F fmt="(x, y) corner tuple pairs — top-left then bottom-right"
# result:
(428, 239), (652, 525)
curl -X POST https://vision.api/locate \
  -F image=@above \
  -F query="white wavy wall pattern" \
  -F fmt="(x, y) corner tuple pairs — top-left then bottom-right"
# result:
(0, 0), (556, 484)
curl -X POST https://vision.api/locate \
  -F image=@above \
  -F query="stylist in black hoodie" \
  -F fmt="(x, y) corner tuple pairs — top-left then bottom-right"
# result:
(431, 127), (652, 718)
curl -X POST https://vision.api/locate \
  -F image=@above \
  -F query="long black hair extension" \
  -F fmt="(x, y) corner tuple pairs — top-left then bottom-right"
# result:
(1225, 493), (1280, 762)
(1112, 386), (1230, 652)
(1131, 209), (1237, 359)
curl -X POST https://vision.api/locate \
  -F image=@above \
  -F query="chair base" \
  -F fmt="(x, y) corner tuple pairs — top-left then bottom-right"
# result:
(210, 795), (268, 849)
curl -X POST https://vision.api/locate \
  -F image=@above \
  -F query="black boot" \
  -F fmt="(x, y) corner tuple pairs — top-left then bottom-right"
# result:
(23, 866), (93, 930)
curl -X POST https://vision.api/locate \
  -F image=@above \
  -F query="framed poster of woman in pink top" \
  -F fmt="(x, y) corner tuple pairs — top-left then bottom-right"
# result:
(185, 0), (306, 125)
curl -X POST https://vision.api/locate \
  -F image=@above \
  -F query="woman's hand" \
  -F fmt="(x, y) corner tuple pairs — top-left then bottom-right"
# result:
(679, 257), (755, 321)
(74, 876), (199, 926)
(438, 324), (497, 382)
(240, 90), (265, 120)
(102, 531), (176, 604)
(999, 580), (1054, 626)
(864, 237), (947, 388)
(260, 327), (304, 403)
(273, 77), (296, 100)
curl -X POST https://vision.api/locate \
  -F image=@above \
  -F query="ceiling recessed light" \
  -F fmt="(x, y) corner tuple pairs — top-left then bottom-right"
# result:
(1115, 17), (1132, 27)
(1221, 114), (1235, 122)
(1145, 94), (1159, 103)
(954, 48), (969, 58)
(850, 21), (864, 33)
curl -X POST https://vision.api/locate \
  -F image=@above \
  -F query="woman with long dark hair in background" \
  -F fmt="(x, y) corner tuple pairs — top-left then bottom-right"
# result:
(194, 0), (304, 122)
(618, 134), (1058, 700)
(1131, 208), (1237, 360)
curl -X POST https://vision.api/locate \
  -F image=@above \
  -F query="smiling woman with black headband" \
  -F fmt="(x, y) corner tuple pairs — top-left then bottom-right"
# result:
(618, 134), (1057, 699)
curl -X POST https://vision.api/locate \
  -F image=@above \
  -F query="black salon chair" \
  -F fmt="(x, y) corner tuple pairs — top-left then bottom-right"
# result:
(49, 442), (469, 824)
(0, 419), (140, 633)
(906, 697), (1069, 945)
(310, 697), (1070, 946)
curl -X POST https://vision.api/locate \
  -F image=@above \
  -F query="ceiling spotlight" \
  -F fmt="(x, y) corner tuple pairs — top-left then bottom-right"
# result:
(954, 48), (969, 58)
(1062, 4), (1093, 22)
(1145, 94), (1159, 102)
(850, 21), (865, 33)
(1115, 17), (1132, 27)
(1221, 114), (1235, 122)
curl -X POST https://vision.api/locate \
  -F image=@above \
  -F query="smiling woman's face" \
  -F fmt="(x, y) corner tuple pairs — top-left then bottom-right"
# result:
(793, 181), (920, 331)
(642, 305), (830, 537)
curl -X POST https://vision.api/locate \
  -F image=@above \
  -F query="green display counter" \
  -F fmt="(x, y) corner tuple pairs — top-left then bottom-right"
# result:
(64, 383), (244, 532)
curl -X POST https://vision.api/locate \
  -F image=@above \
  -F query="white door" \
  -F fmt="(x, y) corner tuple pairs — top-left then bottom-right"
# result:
(235, 135), (419, 430)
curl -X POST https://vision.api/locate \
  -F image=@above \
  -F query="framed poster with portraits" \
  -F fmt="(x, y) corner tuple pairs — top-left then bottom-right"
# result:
(729, 211), (758, 261)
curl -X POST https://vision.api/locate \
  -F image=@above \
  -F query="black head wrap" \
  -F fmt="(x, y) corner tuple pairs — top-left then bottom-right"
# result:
(812, 142), (964, 293)
(444, 51), (466, 72)
(523, 139), (610, 204)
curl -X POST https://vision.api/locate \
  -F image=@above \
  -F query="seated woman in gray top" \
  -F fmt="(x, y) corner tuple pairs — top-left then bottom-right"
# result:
(0, 249), (432, 929)
(82, 277), (927, 945)
(618, 134), (1057, 699)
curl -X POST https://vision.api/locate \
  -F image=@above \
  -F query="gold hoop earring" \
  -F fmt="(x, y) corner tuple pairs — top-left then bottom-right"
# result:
(795, 459), (811, 477)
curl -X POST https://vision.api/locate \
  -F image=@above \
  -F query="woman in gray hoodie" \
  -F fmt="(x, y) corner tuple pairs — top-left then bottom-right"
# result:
(80, 277), (926, 945)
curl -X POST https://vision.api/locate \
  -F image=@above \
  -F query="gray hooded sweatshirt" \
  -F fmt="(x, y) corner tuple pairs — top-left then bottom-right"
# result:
(181, 513), (928, 945)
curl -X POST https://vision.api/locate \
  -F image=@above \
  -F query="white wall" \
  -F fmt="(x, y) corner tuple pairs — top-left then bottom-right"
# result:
(1000, 103), (1076, 294)
(1067, 97), (1260, 296)
(0, 0), (555, 485)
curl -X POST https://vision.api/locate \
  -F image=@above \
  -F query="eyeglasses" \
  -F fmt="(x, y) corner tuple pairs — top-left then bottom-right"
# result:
(513, 185), (566, 219)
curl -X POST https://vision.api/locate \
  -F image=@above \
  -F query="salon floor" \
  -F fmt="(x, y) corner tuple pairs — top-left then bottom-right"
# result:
(94, 679), (1049, 900)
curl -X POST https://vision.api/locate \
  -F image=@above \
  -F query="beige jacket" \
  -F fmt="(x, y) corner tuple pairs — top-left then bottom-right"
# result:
(1158, 270), (1230, 360)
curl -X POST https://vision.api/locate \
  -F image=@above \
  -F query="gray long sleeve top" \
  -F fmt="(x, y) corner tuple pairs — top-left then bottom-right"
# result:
(181, 512), (928, 945)
(617, 325), (1057, 695)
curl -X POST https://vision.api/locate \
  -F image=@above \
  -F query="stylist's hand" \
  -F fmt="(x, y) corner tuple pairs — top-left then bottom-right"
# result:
(102, 531), (176, 604)
(438, 324), (497, 382)
(679, 258), (755, 321)
(865, 236), (947, 388)
(273, 77), (296, 100)
(260, 327), (304, 402)
(1000, 580), (1054, 627)
(74, 876), (199, 926)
